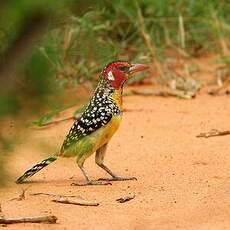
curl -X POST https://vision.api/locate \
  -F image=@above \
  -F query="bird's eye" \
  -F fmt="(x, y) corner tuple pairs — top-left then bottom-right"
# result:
(118, 66), (130, 72)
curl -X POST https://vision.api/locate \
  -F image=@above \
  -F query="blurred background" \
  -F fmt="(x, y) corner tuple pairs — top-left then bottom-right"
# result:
(0, 0), (229, 184)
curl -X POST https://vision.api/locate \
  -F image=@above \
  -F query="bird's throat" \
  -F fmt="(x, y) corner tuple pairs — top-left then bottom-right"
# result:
(111, 88), (123, 110)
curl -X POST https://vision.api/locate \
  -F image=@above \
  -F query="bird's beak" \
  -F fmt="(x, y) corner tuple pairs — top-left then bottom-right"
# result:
(128, 63), (149, 75)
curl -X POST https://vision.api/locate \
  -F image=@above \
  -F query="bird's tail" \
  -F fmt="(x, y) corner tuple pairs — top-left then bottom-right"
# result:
(16, 156), (57, 184)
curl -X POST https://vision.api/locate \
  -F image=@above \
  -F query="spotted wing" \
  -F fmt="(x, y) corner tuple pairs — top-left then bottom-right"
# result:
(61, 99), (119, 152)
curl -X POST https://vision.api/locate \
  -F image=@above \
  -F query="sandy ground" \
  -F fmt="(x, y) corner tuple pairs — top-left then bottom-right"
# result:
(0, 92), (230, 230)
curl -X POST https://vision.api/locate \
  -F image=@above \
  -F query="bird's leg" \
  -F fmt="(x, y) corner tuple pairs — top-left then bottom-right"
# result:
(95, 144), (137, 181)
(71, 158), (111, 186)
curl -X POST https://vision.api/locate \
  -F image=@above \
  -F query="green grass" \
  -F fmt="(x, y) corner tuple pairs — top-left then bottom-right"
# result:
(1, 1), (229, 93)
(40, 0), (229, 84)
(0, 0), (229, 122)
(0, 0), (229, 118)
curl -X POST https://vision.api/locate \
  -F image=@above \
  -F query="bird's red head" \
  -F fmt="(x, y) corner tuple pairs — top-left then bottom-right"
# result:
(102, 61), (149, 89)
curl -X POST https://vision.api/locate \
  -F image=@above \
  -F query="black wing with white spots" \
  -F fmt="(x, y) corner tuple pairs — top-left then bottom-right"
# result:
(61, 87), (120, 152)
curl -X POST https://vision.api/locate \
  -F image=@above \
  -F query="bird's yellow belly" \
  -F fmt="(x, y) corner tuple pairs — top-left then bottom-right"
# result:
(94, 114), (122, 149)
(61, 114), (122, 159)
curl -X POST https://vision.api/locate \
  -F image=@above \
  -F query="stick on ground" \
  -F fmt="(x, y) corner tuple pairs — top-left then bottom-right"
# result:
(30, 192), (84, 199)
(52, 196), (99, 206)
(196, 129), (230, 138)
(116, 193), (135, 203)
(0, 215), (57, 224)
(131, 88), (196, 99)
(30, 192), (77, 197)
(10, 186), (31, 201)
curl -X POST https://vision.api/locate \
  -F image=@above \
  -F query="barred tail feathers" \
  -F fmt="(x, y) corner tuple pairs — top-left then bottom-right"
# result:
(16, 156), (57, 184)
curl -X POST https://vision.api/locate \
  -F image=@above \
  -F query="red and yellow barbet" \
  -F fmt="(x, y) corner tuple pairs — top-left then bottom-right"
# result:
(16, 61), (149, 186)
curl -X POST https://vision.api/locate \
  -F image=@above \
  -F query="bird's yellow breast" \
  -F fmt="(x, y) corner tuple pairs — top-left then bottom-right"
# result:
(92, 89), (123, 150)
(60, 114), (122, 158)
(94, 114), (122, 149)
(92, 89), (123, 151)
(112, 88), (123, 110)
(59, 89), (123, 159)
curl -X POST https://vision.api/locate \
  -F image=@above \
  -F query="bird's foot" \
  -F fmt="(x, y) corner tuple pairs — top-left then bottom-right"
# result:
(98, 176), (137, 182)
(71, 180), (112, 186)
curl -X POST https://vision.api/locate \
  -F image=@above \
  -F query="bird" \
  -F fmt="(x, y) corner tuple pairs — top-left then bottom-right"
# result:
(16, 60), (149, 186)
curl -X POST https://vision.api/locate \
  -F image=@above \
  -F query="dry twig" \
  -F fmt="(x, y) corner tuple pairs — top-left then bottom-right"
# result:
(0, 215), (57, 224)
(30, 192), (74, 197)
(179, 14), (186, 50)
(209, 66), (230, 95)
(30, 192), (85, 199)
(10, 186), (31, 201)
(136, 2), (164, 78)
(52, 196), (99, 206)
(116, 193), (135, 203)
(131, 88), (196, 99)
(209, 80), (230, 96)
(196, 129), (230, 138)
(31, 192), (99, 206)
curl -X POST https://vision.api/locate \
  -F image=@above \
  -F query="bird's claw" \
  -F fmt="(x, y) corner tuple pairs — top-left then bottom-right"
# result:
(98, 176), (137, 181)
(71, 180), (112, 186)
